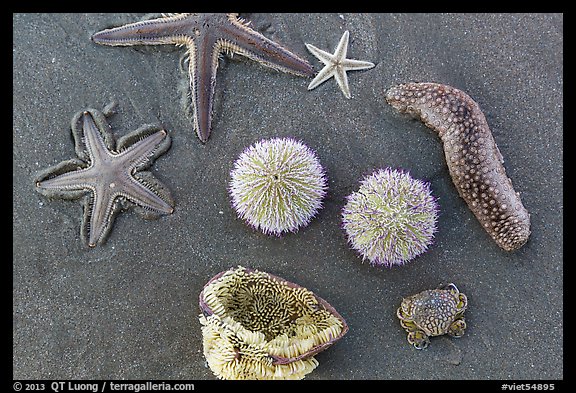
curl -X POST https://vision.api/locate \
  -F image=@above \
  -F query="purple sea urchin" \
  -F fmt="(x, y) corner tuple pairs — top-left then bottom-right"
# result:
(199, 266), (348, 380)
(342, 168), (438, 267)
(229, 138), (327, 236)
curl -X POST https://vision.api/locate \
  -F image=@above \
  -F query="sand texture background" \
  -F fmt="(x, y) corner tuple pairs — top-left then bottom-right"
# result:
(13, 13), (562, 379)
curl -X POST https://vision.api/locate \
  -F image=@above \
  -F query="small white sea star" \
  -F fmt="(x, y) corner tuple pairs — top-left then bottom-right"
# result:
(305, 30), (375, 99)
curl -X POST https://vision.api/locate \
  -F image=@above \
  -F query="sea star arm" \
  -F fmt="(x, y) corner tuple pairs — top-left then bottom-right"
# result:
(120, 175), (174, 215)
(304, 43), (335, 66)
(116, 130), (175, 215)
(91, 13), (193, 46)
(81, 112), (116, 165)
(86, 183), (115, 247)
(188, 36), (219, 143)
(334, 67), (351, 99)
(36, 167), (95, 192)
(342, 58), (376, 71)
(223, 14), (314, 78)
(333, 30), (350, 60)
(35, 114), (108, 191)
(306, 64), (335, 91)
(119, 129), (170, 171)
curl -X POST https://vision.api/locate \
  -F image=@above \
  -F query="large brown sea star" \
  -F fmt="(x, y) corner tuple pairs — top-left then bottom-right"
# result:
(92, 13), (314, 143)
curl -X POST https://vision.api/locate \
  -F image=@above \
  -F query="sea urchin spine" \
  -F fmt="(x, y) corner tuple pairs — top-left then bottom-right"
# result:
(229, 137), (327, 236)
(342, 168), (439, 267)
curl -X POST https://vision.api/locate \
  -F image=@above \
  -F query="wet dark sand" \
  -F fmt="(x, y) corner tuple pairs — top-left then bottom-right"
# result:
(13, 13), (563, 380)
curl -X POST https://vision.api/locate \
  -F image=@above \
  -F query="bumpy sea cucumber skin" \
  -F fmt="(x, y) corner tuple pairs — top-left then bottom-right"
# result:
(385, 82), (530, 251)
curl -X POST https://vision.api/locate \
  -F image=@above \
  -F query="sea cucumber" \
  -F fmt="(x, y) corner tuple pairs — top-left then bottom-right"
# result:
(385, 82), (530, 251)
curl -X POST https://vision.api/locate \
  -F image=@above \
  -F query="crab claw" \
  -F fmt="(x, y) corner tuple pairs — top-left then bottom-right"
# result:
(442, 283), (460, 293)
(407, 331), (430, 350)
(396, 305), (408, 321)
(456, 292), (468, 312)
(448, 318), (467, 338)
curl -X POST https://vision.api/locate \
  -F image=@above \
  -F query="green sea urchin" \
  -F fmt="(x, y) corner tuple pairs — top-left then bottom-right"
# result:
(341, 168), (438, 267)
(229, 137), (327, 236)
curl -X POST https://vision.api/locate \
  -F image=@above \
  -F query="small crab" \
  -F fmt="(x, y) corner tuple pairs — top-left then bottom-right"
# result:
(397, 283), (468, 349)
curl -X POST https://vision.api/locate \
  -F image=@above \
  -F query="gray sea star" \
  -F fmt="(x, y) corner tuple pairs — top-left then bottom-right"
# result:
(35, 108), (174, 248)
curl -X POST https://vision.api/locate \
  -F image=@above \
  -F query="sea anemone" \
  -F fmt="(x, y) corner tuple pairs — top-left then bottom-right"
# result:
(341, 168), (438, 267)
(198, 266), (348, 380)
(229, 137), (327, 236)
